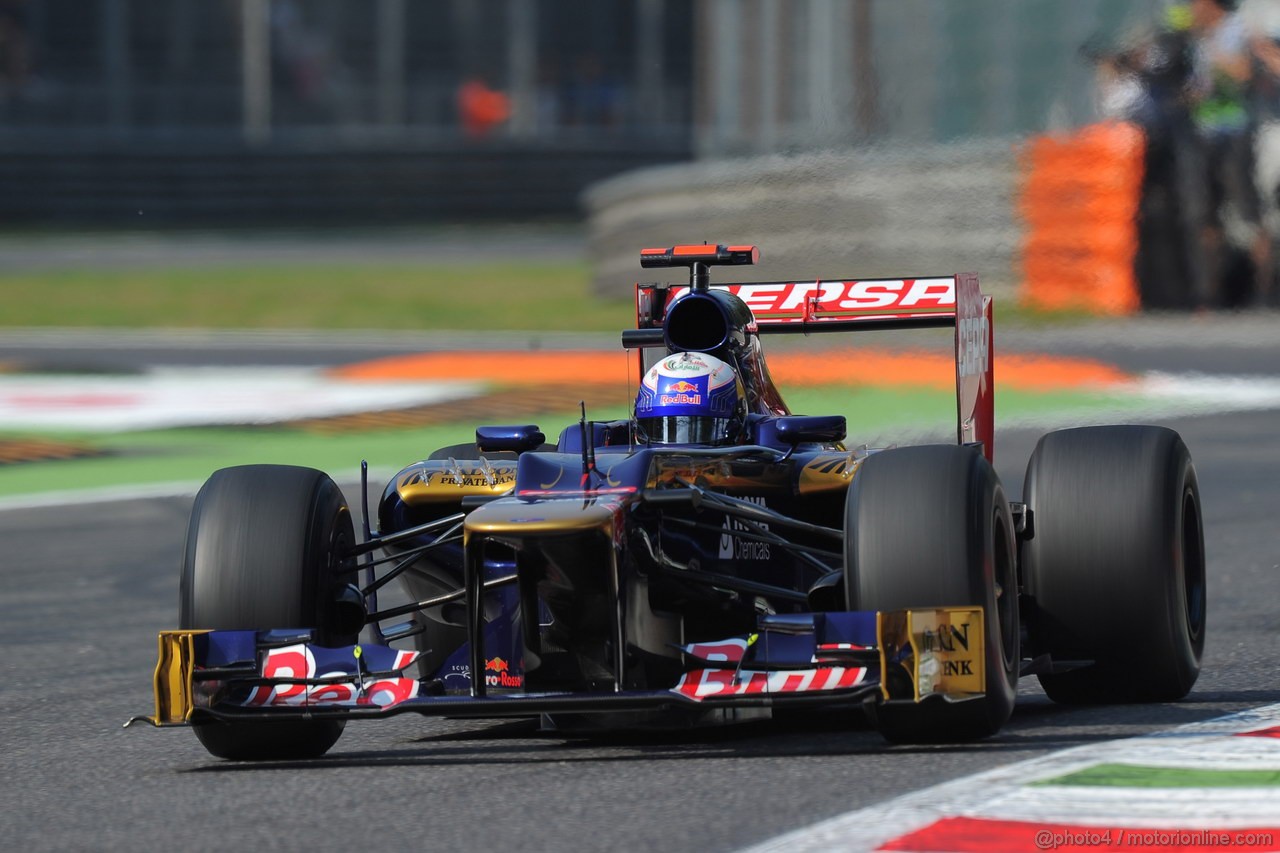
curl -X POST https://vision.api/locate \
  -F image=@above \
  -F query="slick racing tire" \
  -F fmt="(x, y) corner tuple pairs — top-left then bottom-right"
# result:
(845, 445), (1019, 743)
(1022, 426), (1205, 704)
(180, 465), (358, 760)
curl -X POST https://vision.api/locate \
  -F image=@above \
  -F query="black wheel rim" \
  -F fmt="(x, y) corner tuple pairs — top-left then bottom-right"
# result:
(1181, 487), (1206, 644)
(994, 510), (1017, 672)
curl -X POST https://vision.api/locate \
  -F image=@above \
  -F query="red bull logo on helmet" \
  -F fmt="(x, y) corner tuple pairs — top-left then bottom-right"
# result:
(658, 375), (705, 406)
(636, 351), (740, 422)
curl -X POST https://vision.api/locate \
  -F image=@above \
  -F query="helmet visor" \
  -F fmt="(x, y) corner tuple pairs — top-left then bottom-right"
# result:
(637, 416), (735, 446)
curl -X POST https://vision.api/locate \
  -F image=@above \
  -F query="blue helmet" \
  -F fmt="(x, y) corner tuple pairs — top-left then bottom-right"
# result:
(635, 352), (746, 445)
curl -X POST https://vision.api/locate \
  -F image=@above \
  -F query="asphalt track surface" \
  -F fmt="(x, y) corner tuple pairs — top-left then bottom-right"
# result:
(2, 336), (1279, 852)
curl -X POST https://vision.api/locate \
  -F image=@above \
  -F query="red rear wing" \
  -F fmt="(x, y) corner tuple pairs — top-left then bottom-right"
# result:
(633, 274), (995, 462)
(640, 277), (957, 326)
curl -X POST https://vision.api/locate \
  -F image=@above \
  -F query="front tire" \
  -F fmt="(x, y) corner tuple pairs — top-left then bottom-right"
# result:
(845, 445), (1019, 743)
(180, 465), (357, 760)
(1022, 425), (1205, 703)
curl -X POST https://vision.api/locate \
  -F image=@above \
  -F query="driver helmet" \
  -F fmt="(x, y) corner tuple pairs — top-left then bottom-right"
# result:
(635, 352), (746, 445)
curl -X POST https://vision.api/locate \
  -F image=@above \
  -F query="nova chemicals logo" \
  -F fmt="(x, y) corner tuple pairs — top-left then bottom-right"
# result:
(719, 496), (770, 560)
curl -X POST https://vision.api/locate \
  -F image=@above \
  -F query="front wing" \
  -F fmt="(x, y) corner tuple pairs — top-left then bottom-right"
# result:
(128, 608), (985, 729)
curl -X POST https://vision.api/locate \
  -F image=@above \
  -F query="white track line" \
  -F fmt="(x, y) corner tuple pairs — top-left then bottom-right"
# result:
(742, 704), (1280, 851)
(0, 368), (480, 430)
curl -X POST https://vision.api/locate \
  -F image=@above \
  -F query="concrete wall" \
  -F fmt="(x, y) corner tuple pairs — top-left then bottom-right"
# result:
(583, 139), (1022, 301)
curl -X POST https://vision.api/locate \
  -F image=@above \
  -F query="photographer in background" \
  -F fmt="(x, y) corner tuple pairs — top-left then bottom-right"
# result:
(1087, 8), (1206, 309)
(1188, 0), (1271, 307)
(1243, 0), (1280, 306)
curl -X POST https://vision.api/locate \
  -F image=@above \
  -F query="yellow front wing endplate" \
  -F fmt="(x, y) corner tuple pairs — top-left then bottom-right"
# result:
(123, 630), (208, 728)
(878, 607), (985, 702)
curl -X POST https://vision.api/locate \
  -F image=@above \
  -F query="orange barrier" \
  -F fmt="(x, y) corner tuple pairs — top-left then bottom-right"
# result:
(1018, 122), (1145, 314)
(331, 349), (1131, 392)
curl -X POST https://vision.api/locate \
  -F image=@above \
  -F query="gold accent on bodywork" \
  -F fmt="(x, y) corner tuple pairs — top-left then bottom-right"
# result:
(647, 455), (792, 491)
(397, 459), (517, 505)
(798, 453), (861, 495)
(539, 464), (565, 490)
(877, 608), (985, 702)
(145, 630), (208, 726)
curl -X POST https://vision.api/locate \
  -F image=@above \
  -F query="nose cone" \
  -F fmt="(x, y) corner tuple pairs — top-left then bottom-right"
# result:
(464, 498), (618, 537)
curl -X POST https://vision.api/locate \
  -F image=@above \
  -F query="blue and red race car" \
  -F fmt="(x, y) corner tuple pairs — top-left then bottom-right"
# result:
(131, 244), (1206, 760)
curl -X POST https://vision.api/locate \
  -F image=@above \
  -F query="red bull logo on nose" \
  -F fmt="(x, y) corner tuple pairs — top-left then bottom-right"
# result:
(668, 381), (697, 393)
(483, 656), (523, 688)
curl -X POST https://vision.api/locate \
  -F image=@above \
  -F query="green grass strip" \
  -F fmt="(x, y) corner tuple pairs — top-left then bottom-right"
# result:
(0, 256), (1094, 331)
(0, 262), (635, 331)
(0, 385), (1149, 500)
(1036, 763), (1280, 788)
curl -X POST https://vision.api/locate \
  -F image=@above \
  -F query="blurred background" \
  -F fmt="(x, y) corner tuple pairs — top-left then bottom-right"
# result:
(6, 0), (1280, 313)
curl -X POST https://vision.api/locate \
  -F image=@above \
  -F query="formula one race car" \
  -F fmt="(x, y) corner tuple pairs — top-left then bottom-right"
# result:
(131, 244), (1206, 760)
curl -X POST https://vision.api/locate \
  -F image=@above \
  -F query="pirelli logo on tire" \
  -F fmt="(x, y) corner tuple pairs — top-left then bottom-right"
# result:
(878, 607), (985, 702)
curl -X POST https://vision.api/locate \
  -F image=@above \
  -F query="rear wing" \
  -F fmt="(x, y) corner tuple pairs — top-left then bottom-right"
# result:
(629, 255), (994, 462)
(637, 277), (959, 332)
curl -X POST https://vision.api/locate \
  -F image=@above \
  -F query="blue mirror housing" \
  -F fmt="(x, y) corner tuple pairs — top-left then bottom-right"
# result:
(774, 415), (846, 446)
(476, 424), (546, 453)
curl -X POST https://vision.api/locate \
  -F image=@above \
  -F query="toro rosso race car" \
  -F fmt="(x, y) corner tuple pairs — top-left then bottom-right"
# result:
(130, 245), (1206, 760)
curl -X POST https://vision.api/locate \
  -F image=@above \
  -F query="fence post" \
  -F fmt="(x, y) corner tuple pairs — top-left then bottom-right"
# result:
(242, 0), (271, 145)
(507, 0), (536, 136)
(377, 0), (406, 129)
(102, 0), (132, 131)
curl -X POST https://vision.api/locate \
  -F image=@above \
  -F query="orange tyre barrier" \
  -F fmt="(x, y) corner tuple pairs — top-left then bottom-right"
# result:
(1018, 122), (1146, 315)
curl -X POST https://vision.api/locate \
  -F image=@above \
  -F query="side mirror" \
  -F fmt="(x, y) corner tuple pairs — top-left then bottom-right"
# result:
(476, 424), (545, 454)
(774, 415), (846, 446)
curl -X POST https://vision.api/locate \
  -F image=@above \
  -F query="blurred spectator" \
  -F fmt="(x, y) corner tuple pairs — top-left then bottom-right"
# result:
(1085, 11), (1207, 309)
(535, 58), (562, 133)
(1089, 20), (1194, 129)
(1247, 0), (1280, 113)
(0, 0), (30, 101)
(272, 0), (328, 102)
(1188, 0), (1270, 307)
(270, 0), (356, 122)
(1244, 0), (1280, 305)
(564, 55), (621, 127)
(457, 76), (510, 139)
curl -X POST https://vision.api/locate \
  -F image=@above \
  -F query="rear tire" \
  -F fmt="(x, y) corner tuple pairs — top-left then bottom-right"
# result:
(180, 465), (357, 760)
(845, 445), (1019, 743)
(1023, 426), (1205, 703)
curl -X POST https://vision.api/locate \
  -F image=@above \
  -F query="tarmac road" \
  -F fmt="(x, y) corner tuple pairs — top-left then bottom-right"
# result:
(3, 225), (1277, 848)
(1, 404), (1278, 853)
